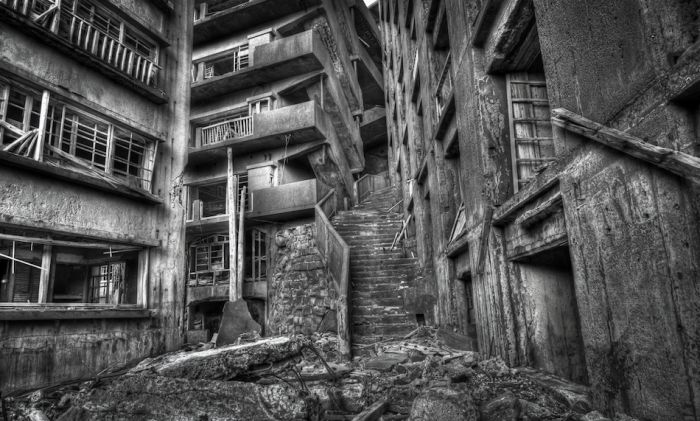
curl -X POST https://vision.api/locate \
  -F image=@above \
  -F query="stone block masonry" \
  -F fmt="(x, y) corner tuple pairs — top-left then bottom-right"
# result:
(268, 224), (338, 336)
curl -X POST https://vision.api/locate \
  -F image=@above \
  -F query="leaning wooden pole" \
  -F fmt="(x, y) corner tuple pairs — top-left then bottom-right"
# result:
(227, 148), (239, 302)
(237, 186), (246, 301)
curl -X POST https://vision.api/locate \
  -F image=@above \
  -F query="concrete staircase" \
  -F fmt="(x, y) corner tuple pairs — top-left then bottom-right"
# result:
(332, 185), (420, 356)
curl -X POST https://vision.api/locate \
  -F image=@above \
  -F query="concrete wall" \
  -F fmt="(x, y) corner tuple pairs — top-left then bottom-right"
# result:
(0, 0), (192, 394)
(379, 0), (700, 419)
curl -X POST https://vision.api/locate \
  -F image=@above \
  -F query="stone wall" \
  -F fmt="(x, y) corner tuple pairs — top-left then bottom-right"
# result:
(267, 224), (337, 336)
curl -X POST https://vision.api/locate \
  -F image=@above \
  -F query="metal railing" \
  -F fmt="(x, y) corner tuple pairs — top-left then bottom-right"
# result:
(199, 115), (253, 146)
(354, 171), (390, 204)
(315, 189), (351, 359)
(2, 0), (161, 89)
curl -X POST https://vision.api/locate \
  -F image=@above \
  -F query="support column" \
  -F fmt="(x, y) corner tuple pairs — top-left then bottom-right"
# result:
(37, 244), (52, 303)
(227, 147), (239, 301)
(237, 186), (246, 300)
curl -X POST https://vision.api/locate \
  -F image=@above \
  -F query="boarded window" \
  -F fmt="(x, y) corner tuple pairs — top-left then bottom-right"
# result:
(506, 73), (555, 191)
(245, 229), (267, 282)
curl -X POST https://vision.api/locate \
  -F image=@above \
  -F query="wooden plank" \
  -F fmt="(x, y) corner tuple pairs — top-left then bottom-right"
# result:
(552, 108), (700, 184)
(2, 129), (34, 152)
(37, 245), (52, 303)
(515, 191), (563, 228)
(137, 249), (149, 308)
(227, 147), (239, 302)
(33, 90), (50, 161)
(0, 119), (25, 137)
(0, 307), (152, 321)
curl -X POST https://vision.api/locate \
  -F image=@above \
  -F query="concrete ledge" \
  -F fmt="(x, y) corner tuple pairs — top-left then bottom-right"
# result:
(0, 305), (153, 321)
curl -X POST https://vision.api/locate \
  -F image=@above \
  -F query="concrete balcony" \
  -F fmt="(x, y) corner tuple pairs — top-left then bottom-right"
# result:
(194, 0), (322, 45)
(191, 30), (330, 102)
(188, 100), (332, 165)
(248, 178), (318, 220)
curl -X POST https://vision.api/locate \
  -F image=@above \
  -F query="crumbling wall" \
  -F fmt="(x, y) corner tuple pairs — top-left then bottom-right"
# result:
(267, 224), (337, 336)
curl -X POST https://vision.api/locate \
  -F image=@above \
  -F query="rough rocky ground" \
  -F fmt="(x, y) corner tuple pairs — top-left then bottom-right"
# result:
(3, 328), (638, 421)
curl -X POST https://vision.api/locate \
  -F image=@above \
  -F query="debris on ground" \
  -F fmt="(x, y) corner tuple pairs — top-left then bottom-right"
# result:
(3, 327), (639, 421)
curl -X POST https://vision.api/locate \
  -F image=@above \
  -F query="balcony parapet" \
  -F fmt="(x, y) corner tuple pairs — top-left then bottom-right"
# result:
(188, 100), (332, 165)
(193, 0), (322, 45)
(191, 30), (330, 102)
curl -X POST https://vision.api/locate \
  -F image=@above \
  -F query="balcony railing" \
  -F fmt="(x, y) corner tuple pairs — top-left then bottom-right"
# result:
(435, 53), (453, 120)
(198, 115), (253, 147)
(1, 0), (161, 90)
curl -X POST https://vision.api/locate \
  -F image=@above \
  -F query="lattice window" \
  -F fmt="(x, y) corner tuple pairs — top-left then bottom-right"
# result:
(245, 229), (267, 282)
(0, 85), (42, 145)
(188, 234), (230, 286)
(506, 73), (555, 191)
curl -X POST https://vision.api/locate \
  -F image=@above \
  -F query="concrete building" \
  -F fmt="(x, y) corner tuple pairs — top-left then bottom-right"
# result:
(378, 0), (700, 420)
(0, 0), (193, 393)
(184, 0), (385, 344)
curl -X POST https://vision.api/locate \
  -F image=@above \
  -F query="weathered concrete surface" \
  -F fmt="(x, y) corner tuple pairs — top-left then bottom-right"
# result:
(408, 385), (478, 421)
(130, 336), (311, 380)
(215, 299), (262, 346)
(55, 375), (307, 421)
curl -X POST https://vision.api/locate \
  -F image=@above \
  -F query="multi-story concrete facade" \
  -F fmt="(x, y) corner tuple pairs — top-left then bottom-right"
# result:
(0, 0), (193, 393)
(378, 0), (700, 419)
(184, 0), (384, 341)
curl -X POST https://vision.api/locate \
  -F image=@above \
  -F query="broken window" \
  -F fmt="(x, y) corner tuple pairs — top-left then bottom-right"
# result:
(188, 234), (230, 286)
(187, 173), (249, 220)
(194, 44), (249, 81)
(0, 76), (159, 192)
(194, 107), (252, 146)
(0, 235), (141, 305)
(506, 72), (555, 191)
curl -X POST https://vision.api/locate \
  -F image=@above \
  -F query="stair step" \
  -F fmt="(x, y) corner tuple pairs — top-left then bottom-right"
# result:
(352, 323), (416, 336)
(352, 296), (406, 306)
(352, 314), (413, 325)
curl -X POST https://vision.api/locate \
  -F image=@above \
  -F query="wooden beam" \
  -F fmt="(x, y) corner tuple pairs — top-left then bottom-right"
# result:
(33, 90), (50, 161)
(514, 191), (563, 229)
(137, 249), (149, 308)
(0, 232), (143, 250)
(552, 108), (700, 184)
(227, 147), (239, 302)
(477, 207), (494, 276)
(37, 245), (52, 303)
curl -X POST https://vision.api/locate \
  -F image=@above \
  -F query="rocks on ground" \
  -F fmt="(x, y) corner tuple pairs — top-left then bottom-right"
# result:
(4, 327), (640, 421)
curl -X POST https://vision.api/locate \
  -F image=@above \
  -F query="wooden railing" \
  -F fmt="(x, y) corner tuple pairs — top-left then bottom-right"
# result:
(354, 171), (390, 204)
(198, 115), (253, 147)
(2, 0), (161, 89)
(315, 189), (351, 359)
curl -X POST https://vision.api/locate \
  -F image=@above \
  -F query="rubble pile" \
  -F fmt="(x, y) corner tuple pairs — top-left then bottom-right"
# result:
(4, 329), (639, 421)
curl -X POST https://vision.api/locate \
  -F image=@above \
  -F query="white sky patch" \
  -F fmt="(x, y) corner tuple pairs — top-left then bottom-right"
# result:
(364, 0), (378, 6)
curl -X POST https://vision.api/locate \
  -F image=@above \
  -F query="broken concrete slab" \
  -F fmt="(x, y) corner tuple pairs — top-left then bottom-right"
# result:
(480, 392), (521, 421)
(215, 299), (262, 346)
(55, 375), (307, 421)
(130, 335), (311, 380)
(515, 366), (592, 413)
(363, 351), (409, 371)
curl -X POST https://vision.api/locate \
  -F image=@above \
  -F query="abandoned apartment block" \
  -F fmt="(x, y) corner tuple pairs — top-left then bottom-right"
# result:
(0, 0), (699, 420)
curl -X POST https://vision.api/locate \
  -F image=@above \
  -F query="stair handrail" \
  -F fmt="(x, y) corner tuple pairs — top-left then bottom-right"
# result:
(390, 213), (412, 251)
(353, 171), (390, 204)
(314, 189), (351, 359)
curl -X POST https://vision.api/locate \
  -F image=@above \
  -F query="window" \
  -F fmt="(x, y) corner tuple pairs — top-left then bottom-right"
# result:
(0, 236), (141, 305)
(194, 45), (249, 81)
(188, 234), (230, 286)
(248, 97), (271, 115)
(506, 73), (555, 191)
(245, 229), (267, 282)
(187, 173), (249, 221)
(0, 78), (158, 192)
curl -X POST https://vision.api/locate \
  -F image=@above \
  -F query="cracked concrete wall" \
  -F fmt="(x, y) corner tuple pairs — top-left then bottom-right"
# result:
(0, 1), (192, 394)
(380, 0), (700, 419)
